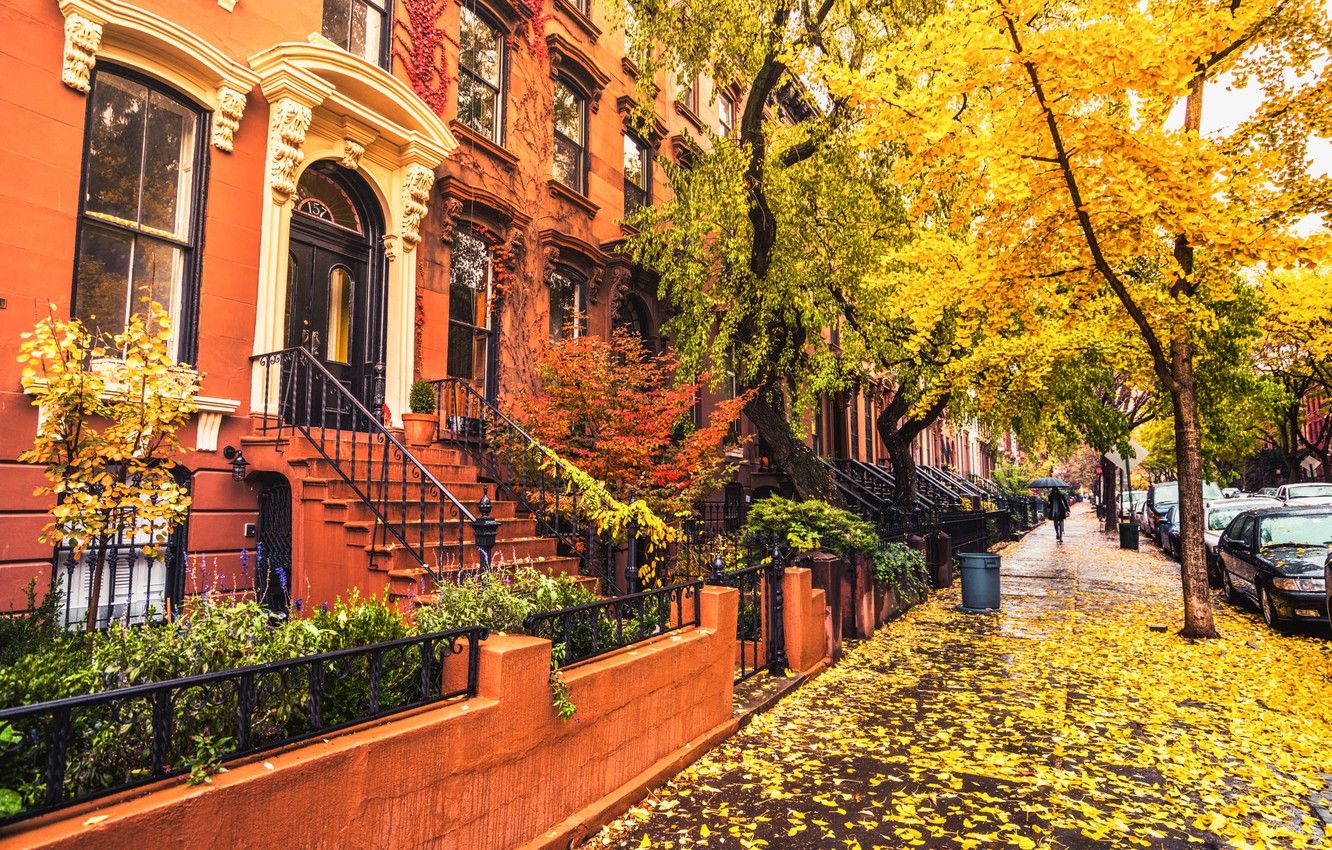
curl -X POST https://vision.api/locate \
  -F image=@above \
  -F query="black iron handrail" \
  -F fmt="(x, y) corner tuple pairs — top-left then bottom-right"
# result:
(914, 465), (964, 510)
(834, 458), (941, 513)
(252, 348), (477, 581)
(429, 376), (612, 586)
(0, 625), (487, 826)
(522, 580), (703, 667)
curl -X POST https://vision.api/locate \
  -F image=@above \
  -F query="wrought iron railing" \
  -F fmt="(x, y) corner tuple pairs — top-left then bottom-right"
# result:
(523, 580), (703, 667)
(429, 377), (615, 588)
(940, 510), (988, 554)
(707, 536), (788, 682)
(252, 348), (478, 581)
(54, 539), (179, 630)
(0, 625), (487, 826)
(915, 465), (966, 510)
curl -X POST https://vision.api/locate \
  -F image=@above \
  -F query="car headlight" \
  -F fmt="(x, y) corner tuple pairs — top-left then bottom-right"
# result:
(1271, 577), (1326, 592)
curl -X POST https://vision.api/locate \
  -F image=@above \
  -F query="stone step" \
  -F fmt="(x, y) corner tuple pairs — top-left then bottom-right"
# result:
(368, 535), (562, 571)
(341, 516), (538, 545)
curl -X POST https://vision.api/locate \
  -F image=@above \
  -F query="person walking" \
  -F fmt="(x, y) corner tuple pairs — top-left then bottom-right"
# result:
(1048, 487), (1070, 543)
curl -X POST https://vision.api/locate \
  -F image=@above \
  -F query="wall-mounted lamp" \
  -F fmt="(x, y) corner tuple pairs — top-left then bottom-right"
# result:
(222, 445), (248, 482)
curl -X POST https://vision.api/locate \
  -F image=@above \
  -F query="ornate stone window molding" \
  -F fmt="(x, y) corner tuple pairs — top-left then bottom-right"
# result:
(247, 35), (459, 427)
(57, 0), (260, 151)
(546, 33), (610, 113)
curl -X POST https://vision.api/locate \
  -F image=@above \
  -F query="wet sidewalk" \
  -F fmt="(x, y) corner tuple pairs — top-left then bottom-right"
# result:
(583, 508), (1332, 849)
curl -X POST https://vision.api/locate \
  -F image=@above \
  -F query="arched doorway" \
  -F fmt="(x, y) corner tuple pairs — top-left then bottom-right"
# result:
(285, 161), (387, 414)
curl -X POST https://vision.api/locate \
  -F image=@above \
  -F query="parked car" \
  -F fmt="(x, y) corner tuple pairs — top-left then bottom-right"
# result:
(1215, 505), (1332, 629)
(1259, 487), (1278, 497)
(1118, 490), (1146, 519)
(1274, 482), (1332, 506)
(1160, 505), (1180, 557)
(1222, 487), (1241, 499)
(1202, 498), (1282, 583)
(1144, 481), (1223, 540)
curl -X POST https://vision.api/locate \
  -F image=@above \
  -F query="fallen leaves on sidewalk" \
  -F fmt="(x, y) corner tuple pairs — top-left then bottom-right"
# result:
(584, 532), (1332, 849)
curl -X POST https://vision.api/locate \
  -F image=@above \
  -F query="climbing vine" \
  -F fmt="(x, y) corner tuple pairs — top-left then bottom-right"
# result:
(394, 0), (453, 115)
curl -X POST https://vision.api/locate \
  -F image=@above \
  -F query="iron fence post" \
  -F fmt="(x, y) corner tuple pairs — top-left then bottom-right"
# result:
(624, 520), (640, 595)
(766, 542), (788, 676)
(470, 490), (500, 573)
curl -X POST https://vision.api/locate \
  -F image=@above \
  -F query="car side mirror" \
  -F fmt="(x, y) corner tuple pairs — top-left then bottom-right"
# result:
(1228, 540), (1250, 554)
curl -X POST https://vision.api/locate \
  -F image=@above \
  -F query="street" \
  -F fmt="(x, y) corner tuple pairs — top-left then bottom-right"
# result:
(585, 507), (1332, 849)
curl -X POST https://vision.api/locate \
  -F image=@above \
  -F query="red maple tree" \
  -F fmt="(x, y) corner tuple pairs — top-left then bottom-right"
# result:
(512, 330), (750, 517)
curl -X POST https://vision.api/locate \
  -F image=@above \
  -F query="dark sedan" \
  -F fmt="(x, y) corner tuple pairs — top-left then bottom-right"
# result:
(1216, 505), (1331, 629)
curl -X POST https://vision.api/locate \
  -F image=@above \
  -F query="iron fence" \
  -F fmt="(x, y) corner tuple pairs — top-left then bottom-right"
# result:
(523, 580), (703, 668)
(0, 625), (487, 826)
(707, 538), (789, 682)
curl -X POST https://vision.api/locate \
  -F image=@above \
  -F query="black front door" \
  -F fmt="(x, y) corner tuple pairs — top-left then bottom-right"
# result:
(284, 162), (385, 417)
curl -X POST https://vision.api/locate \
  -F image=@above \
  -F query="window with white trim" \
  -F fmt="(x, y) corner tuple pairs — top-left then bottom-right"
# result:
(74, 69), (206, 361)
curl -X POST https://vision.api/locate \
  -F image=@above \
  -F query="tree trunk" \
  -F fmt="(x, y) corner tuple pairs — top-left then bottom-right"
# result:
(85, 530), (111, 633)
(882, 427), (918, 507)
(744, 388), (830, 499)
(1170, 339), (1218, 639)
(1100, 456), (1117, 533)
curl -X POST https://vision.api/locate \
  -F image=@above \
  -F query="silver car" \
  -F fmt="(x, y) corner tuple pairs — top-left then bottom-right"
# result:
(1275, 483), (1332, 506)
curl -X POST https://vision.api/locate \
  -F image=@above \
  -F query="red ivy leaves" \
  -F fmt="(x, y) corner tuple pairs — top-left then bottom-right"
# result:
(394, 0), (453, 116)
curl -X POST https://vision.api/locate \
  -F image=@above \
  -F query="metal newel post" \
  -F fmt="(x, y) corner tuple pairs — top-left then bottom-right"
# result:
(471, 490), (500, 573)
(766, 541), (788, 676)
(624, 519), (640, 595)
(710, 553), (726, 583)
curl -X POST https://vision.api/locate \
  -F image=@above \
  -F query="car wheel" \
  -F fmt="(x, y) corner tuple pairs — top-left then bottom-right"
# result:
(1222, 569), (1241, 605)
(1259, 585), (1286, 630)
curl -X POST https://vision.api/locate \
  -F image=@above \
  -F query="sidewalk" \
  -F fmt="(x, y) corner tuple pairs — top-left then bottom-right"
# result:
(583, 508), (1332, 849)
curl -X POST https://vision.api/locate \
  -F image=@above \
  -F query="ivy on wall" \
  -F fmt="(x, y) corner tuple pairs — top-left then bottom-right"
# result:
(395, 0), (454, 115)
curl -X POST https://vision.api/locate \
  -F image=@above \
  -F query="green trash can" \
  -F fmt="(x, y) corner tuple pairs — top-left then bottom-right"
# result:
(957, 552), (1001, 612)
(1119, 520), (1139, 550)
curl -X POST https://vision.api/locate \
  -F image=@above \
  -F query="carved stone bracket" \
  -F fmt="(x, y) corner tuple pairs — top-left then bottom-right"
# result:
(340, 137), (366, 170)
(587, 267), (604, 304)
(381, 234), (399, 263)
(606, 266), (632, 317)
(267, 97), (312, 204)
(438, 196), (464, 245)
(61, 14), (103, 94)
(212, 86), (248, 152)
(400, 164), (436, 252)
(541, 244), (561, 284)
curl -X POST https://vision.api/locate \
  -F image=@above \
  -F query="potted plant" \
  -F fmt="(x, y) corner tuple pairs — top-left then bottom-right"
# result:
(402, 380), (438, 447)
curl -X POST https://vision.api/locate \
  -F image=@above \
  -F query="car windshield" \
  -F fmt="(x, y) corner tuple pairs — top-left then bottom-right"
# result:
(1153, 484), (1179, 504)
(1202, 482), (1223, 499)
(1258, 513), (1332, 548)
(1286, 484), (1332, 499)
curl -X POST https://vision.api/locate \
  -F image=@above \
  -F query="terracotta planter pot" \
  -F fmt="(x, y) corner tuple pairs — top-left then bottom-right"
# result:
(401, 412), (437, 448)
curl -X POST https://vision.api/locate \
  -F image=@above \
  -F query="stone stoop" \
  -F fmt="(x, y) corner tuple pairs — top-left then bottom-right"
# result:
(239, 429), (586, 608)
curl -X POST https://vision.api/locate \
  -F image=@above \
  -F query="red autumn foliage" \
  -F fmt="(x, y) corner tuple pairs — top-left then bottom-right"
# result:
(512, 329), (751, 517)
(394, 0), (453, 115)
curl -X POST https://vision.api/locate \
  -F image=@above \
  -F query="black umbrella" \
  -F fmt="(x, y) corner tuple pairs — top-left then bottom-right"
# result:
(1029, 477), (1070, 489)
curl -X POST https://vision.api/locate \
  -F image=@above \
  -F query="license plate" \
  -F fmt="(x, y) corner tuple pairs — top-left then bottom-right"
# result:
(1296, 609), (1320, 618)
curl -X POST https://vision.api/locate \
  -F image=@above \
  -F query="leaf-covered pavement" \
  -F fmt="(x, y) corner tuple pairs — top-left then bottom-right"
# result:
(583, 509), (1332, 849)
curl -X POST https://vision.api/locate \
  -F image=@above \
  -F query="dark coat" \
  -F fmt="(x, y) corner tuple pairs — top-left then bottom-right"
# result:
(1048, 489), (1070, 521)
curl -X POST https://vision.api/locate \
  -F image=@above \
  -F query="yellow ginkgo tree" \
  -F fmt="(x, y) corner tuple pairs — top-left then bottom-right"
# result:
(18, 302), (198, 631)
(833, 0), (1332, 637)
